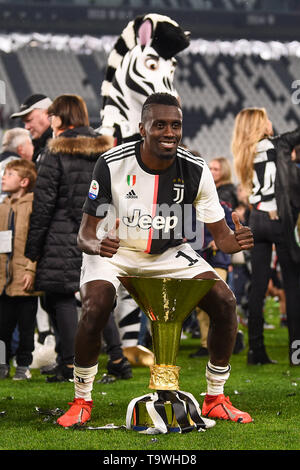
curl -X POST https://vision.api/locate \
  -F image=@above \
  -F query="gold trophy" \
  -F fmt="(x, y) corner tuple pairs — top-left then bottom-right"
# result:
(118, 276), (217, 434)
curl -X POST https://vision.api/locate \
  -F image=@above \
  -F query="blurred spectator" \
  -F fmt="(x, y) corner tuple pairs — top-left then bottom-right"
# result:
(265, 245), (287, 327)
(291, 144), (300, 168)
(10, 95), (57, 349)
(0, 128), (34, 203)
(209, 157), (239, 210)
(230, 186), (252, 325)
(208, 156), (239, 291)
(10, 94), (52, 164)
(190, 201), (245, 358)
(25, 94), (114, 382)
(0, 159), (39, 380)
(232, 107), (300, 365)
(1, 127), (34, 162)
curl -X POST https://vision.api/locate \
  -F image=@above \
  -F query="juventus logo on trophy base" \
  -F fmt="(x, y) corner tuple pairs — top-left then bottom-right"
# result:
(118, 276), (217, 434)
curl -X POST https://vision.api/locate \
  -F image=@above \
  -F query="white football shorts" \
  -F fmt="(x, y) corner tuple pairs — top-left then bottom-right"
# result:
(80, 243), (218, 292)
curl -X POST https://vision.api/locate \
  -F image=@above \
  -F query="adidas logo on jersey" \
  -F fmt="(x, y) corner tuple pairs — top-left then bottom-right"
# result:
(125, 190), (138, 199)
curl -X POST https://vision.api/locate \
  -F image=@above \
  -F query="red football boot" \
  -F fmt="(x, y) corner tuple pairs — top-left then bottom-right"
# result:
(202, 394), (252, 423)
(57, 398), (93, 428)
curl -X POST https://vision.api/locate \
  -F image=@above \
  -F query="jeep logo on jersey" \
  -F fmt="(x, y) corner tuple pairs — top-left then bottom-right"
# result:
(123, 209), (178, 233)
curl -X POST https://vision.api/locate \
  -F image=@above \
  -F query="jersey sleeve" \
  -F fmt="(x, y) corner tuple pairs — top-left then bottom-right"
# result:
(193, 162), (225, 223)
(82, 155), (112, 217)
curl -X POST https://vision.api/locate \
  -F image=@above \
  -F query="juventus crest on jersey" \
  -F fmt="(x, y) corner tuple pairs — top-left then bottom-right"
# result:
(83, 141), (224, 255)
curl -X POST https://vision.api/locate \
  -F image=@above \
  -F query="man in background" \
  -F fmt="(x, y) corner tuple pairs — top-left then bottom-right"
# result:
(0, 128), (34, 202)
(10, 94), (52, 164)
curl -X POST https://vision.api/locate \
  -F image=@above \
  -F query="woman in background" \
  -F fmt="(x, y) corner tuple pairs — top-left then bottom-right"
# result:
(231, 107), (300, 365)
(25, 94), (114, 381)
(209, 156), (238, 210)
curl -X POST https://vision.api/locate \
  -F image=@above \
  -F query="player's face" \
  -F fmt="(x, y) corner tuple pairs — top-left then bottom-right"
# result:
(140, 104), (182, 160)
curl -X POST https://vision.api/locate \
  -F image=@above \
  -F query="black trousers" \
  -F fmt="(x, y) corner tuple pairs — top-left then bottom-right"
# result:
(0, 294), (38, 366)
(103, 312), (123, 362)
(43, 292), (78, 366)
(248, 209), (300, 358)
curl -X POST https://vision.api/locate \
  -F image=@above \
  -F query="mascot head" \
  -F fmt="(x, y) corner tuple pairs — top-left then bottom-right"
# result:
(98, 14), (190, 145)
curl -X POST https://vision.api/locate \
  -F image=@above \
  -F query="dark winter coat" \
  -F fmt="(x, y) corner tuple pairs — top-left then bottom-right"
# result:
(217, 183), (238, 210)
(33, 126), (52, 164)
(25, 126), (114, 293)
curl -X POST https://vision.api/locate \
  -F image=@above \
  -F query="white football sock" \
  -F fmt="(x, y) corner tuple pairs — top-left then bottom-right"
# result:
(205, 361), (231, 396)
(74, 363), (98, 401)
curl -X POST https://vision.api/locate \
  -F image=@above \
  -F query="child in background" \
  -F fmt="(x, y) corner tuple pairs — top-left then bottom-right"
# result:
(0, 159), (39, 380)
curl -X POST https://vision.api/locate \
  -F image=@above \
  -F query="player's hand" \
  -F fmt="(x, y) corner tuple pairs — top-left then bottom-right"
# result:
(232, 211), (254, 251)
(98, 218), (120, 258)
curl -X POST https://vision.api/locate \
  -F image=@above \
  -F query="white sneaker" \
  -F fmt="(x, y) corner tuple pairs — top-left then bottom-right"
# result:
(13, 366), (32, 380)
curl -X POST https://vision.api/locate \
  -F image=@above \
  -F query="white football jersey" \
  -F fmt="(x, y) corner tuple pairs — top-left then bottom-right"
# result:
(83, 141), (224, 254)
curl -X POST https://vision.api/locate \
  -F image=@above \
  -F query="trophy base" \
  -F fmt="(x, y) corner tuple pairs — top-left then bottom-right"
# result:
(126, 390), (216, 434)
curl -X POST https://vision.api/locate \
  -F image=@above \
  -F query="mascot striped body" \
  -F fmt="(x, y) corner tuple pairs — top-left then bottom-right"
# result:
(99, 14), (190, 363)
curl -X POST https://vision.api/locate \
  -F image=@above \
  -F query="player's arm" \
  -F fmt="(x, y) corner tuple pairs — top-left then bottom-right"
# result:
(78, 150), (120, 257)
(77, 213), (120, 258)
(195, 163), (253, 254)
(206, 212), (254, 254)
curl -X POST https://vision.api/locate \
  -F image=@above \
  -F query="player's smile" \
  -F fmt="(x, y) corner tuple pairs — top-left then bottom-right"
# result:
(158, 139), (177, 150)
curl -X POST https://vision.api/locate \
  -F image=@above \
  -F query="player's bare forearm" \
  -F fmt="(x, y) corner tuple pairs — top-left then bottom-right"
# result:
(77, 213), (120, 257)
(77, 213), (103, 255)
(206, 212), (254, 254)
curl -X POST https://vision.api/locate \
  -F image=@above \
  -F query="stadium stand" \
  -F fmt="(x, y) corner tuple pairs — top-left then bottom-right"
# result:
(16, 47), (99, 115)
(1, 0), (300, 162)
(1, 41), (300, 162)
(4, 0), (293, 12)
(0, 55), (19, 112)
(174, 52), (300, 158)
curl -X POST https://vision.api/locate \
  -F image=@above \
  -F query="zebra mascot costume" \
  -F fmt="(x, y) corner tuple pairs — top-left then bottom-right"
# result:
(98, 14), (190, 367)
(99, 13), (190, 144)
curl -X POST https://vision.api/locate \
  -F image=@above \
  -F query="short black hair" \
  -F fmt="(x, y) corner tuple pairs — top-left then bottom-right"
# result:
(141, 93), (181, 121)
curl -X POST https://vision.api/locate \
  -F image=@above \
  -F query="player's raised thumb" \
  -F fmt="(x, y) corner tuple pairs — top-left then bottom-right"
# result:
(232, 211), (243, 231)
